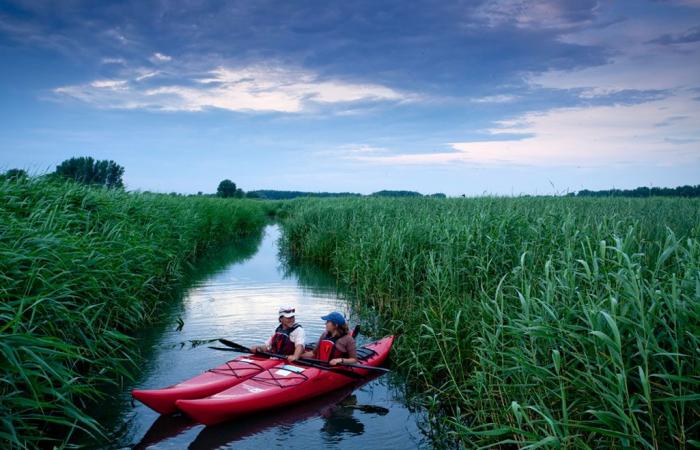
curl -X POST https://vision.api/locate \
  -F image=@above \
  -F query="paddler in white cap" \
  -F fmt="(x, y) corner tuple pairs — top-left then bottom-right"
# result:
(250, 306), (305, 362)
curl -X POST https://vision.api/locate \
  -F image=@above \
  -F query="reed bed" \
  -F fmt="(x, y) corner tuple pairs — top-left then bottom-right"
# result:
(0, 176), (267, 448)
(279, 196), (700, 449)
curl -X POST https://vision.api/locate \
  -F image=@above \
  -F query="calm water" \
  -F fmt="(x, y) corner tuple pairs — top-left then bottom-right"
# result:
(93, 225), (428, 450)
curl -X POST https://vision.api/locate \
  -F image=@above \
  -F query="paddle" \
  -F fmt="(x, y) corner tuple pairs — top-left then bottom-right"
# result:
(216, 338), (391, 373)
(208, 345), (354, 375)
(299, 356), (391, 373)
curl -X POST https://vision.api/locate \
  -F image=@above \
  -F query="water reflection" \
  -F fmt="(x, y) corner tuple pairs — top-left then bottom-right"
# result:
(89, 225), (427, 449)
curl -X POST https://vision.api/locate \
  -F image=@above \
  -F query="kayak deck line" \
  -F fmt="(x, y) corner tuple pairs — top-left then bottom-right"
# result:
(207, 358), (268, 378)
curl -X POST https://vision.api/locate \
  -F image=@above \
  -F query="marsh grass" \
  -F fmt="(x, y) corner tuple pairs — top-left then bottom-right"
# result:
(280, 197), (700, 449)
(0, 176), (267, 448)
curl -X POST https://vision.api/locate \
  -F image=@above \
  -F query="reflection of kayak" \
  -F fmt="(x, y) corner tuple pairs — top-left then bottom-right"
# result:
(131, 413), (195, 450)
(132, 354), (282, 414)
(176, 336), (394, 425)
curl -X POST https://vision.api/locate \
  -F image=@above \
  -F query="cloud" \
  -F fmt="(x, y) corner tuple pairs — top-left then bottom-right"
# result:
(372, 12), (690, 169)
(471, 94), (520, 103)
(660, 0), (700, 7)
(316, 144), (390, 158)
(151, 52), (172, 62)
(529, 29), (700, 95)
(648, 25), (700, 45)
(88, 79), (128, 89)
(53, 63), (408, 113)
(351, 95), (700, 167)
(101, 57), (127, 65)
(474, 0), (600, 30)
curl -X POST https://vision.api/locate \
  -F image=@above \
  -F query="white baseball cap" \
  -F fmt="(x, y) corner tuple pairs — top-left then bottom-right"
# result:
(278, 306), (296, 318)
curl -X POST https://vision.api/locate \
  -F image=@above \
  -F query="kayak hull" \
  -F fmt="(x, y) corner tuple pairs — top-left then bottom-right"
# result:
(132, 355), (282, 414)
(176, 336), (394, 425)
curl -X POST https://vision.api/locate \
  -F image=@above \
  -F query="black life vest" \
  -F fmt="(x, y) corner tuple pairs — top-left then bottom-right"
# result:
(317, 333), (349, 361)
(270, 323), (302, 355)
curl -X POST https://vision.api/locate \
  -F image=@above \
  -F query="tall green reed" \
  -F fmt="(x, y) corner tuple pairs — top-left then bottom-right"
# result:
(279, 196), (700, 449)
(0, 176), (267, 448)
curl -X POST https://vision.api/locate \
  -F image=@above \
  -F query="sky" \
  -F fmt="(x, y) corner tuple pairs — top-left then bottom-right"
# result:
(0, 0), (699, 196)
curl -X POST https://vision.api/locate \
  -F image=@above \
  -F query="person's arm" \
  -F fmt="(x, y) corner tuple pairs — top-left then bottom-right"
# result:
(250, 344), (269, 353)
(250, 335), (272, 353)
(287, 327), (306, 362)
(288, 344), (304, 362)
(329, 337), (358, 366)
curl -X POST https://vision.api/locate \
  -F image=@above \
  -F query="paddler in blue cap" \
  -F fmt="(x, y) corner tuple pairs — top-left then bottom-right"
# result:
(303, 311), (358, 366)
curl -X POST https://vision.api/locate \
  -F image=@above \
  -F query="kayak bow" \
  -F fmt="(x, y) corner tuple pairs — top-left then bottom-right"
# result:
(131, 354), (283, 414)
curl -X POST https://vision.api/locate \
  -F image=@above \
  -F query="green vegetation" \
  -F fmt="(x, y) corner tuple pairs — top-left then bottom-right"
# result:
(570, 184), (700, 198)
(216, 178), (244, 198)
(0, 176), (267, 448)
(370, 189), (423, 197)
(245, 189), (447, 199)
(53, 156), (125, 188)
(279, 197), (700, 449)
(246, 189), (363, 199)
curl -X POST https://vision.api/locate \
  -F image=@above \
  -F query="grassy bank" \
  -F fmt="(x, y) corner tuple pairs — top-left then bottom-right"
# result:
(279, 197), (700, 449)
(0, 177), (269, 448)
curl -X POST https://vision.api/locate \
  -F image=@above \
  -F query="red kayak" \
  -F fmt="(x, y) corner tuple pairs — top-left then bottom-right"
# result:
(176, 336), (394, 425)
(132, 354), (283, 414)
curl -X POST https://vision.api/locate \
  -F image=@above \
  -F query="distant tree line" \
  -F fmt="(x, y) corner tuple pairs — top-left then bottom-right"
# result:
(2, 159), (453, 199)
(245, 190), (362, 200)
(247, 190), (447, 199)
(568, 184), (700, 198)
(371, 190), (422, 197)
(5, 158), (696, 200)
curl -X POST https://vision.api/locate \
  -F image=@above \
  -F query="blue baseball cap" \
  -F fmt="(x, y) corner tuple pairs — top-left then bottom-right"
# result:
(321, 311), (346, 326)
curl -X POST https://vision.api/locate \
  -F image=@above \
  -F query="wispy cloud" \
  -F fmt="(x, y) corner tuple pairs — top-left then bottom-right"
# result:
(648, 25), (700, 45)
(547, 15), (700, 94)
(471, 94), (520, 103)
(150, 52), (172, 62)
(473, 0), (600, 30)
(101, 57), (127, 65)
(53, 63), (409, 113)
(352, 95), (700, 167)
(316, 144), (390, 158)
(350, 8), (699, 169)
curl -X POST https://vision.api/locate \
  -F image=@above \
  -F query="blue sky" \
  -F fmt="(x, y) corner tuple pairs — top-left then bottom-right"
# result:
(0, 0), (698, 195)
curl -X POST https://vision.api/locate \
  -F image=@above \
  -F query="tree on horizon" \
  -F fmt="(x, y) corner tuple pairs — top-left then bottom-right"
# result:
(54, 157), (124, 188)
(216, 179), (238, 198)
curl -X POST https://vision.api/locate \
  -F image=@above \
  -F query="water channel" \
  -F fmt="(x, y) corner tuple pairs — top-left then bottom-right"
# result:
(93, 225), (429, 450)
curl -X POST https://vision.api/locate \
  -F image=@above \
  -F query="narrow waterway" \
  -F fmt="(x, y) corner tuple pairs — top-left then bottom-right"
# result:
(96, 225), (428, 449)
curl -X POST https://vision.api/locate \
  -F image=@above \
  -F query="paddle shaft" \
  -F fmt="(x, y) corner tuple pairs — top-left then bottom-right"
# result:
(217, 338), (390, 373)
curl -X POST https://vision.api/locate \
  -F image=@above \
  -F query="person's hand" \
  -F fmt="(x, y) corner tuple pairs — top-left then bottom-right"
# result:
(250, 346), (261, 353)
(329, 358), (343, 366)
(287, 354), (298, 362)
